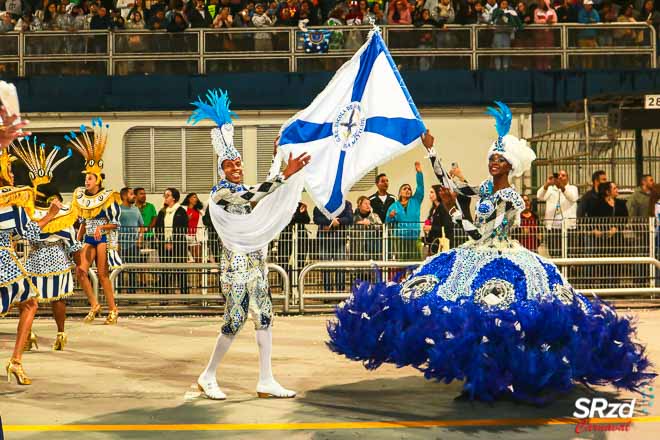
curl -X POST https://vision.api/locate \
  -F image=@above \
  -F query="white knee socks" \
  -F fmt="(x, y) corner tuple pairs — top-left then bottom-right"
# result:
(256, 327), (274, 384)
(200, 332), (235, 382)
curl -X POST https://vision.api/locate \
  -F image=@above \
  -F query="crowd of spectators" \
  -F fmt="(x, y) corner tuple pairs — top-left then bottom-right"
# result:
(108, 160), (659, 293)
(1, 0), (658, 33)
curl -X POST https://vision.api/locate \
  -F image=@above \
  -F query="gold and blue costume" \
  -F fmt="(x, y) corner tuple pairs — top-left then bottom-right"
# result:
(0, 187), (41, 316)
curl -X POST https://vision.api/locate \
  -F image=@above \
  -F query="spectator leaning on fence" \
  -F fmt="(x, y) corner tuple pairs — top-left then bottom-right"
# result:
(424, 184), (454, 255)
(490, 0), (523, 71)
(182, 192), (204, 263)
(483, 0), (498, 22)
(135, 187), (157, 242)
(577, 169), (607, 217)
(536, 170), (578, 257)
(577, 0), (600, 68)
(253, 3), (274, 50)
(369, 173), (397, 224)
(593, 181), (629, 218)
(518, 194), (541, 252)
(627, 174), (655, 218)
(385, 161), (424, 261)
(313, 202), (353, 292)
(388, 0), (413, 24)
(154, 187), (189, 294)
(556, 0), (578, 23)
(352, 195), (383, 263)
(118, 187), (144, 293)
(188, 0), (213, 27)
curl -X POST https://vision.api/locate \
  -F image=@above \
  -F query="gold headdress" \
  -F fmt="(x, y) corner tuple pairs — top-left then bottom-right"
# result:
(11, 136), (72, 189)
(0, 145), (17, 185)
(65, 117), (109, 182)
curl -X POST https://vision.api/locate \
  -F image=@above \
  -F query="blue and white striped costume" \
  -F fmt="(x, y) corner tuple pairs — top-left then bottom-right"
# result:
(26, 206), (82, 302)
(0, 203), (41, 316)
(73, 187), (123, 270)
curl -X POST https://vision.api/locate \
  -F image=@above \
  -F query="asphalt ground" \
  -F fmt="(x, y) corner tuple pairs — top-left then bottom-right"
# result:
(1, 311), (659, 440)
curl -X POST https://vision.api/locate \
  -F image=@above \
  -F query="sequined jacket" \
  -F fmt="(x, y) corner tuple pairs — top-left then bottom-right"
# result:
(427, 149), (524, 245)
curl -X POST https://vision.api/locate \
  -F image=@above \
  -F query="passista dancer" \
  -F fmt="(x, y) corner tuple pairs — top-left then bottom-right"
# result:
(190, 89), (310, 400)
(328, 102), (655, 403)
(0, 98), (61, 385)
(12, 139), (82, 351)
(67, 118), (122, 325)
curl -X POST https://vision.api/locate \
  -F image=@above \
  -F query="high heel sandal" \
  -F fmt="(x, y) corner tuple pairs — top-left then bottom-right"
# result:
(23, 331), (38, 351)
(83, 304), (101, 323)
(53, 332), (67, 351)
(6, 359), (32, 385)
(104, 309), (119, 325)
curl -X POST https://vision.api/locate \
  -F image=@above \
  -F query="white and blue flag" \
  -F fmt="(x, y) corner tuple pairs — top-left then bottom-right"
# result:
(278, 30), (426, 218)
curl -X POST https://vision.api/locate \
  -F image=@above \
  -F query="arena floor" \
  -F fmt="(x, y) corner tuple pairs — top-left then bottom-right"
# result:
(1, 311), (659, 440)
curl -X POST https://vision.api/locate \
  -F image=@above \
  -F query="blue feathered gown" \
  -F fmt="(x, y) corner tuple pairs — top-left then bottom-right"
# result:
(327, 240), (655, 403)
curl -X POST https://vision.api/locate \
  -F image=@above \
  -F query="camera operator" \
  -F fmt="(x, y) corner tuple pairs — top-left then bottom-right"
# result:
(536, 170), (578, 257)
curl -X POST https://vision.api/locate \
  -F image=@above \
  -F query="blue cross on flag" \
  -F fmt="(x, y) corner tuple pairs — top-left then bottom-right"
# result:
(277, 30), (426, 218)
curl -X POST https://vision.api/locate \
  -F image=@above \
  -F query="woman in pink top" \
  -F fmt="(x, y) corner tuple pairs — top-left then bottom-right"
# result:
(388, 0), (413, 24)
(534, 0), (558, 70)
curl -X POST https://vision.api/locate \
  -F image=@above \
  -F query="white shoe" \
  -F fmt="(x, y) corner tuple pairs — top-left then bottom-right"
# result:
(197, 376), (226, 400)
(256, 380), (296, 398)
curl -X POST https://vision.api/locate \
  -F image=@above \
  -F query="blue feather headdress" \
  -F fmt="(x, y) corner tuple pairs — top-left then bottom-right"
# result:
(485, 101), (512, 152)
(188, 89), (240, 177)
(188, 89), (238, 127)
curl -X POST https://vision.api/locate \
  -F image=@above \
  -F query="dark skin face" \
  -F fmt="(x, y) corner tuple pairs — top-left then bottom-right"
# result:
(222, 158), (244, 184)
(376, 175), (389, 194)
(488, 153), (512, 178)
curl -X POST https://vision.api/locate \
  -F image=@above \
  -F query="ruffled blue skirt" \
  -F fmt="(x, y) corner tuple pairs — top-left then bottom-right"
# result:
(327, 245), (655, 403)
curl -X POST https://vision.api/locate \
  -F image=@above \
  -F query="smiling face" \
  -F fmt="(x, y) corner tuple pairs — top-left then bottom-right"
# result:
(222, 158), (243, 184)
(488, 153), (512, 177)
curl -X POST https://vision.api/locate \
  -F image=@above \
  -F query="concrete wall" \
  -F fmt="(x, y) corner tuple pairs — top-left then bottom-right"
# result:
(24, 105), (532, 219)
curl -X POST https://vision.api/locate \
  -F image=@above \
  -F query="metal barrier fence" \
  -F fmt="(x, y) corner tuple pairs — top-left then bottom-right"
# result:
(13, 216), (659, 314)
(0, 23), (655, 76)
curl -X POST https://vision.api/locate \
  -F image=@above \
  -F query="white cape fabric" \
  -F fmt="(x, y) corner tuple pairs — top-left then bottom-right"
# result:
(277, 30), (426, 219)
(208, 173), (304, 254)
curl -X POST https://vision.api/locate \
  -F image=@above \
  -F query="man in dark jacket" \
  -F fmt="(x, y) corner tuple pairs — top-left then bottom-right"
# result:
(154, 187), (189, 294)
(369, 173), (396, 223)
(90, 6), (113, 29)
(577, 170), (607, 218)
(187, 0), (213, 27)
(313, 202), (353, 292)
